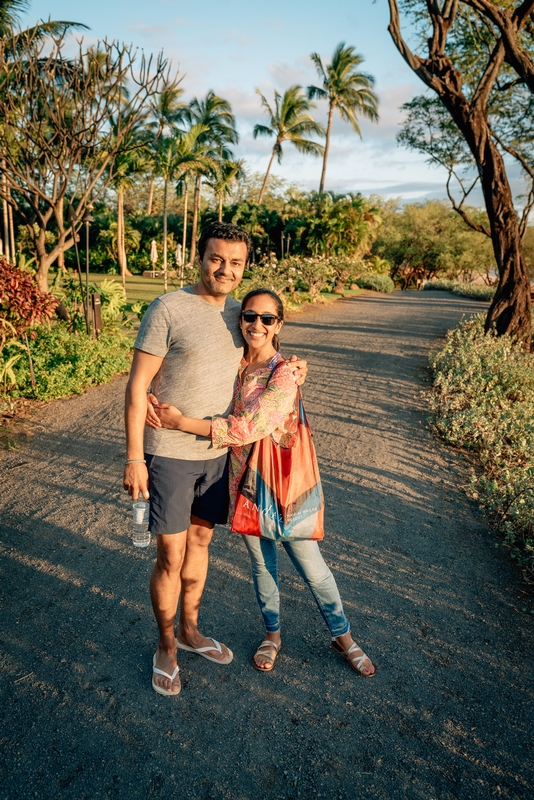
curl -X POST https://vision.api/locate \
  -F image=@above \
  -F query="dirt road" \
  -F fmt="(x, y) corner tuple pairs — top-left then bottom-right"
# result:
(1, 291), (533, 800)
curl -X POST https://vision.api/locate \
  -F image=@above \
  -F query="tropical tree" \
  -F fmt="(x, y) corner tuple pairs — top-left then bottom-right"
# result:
(207, 158), (245, 221)
(145, 83), (188, 215)
(253, 86), (325, 204)
(153, 123), (214, 286)
(188, 91), (238, 261)
(108, 115), (150, 286)
(387, 0), (533, 346)
(0, 1), (88, 263)
(308, 43), (379, 193)
(284, 191), (381, 257)
(0, 0), (86, 38)
(0, 29), (174, 291)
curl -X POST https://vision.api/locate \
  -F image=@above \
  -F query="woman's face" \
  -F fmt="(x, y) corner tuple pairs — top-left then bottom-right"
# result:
(240, 294), (283, 354)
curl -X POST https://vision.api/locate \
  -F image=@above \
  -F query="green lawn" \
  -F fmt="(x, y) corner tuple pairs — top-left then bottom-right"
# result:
(88, 273), (177, 305)
(87, 273), (363, 309)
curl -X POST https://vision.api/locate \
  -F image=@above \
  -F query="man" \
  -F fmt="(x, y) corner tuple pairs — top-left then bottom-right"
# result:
(123, 222), (306, 696)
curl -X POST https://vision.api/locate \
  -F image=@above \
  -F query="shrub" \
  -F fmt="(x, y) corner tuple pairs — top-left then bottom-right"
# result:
(424, 279), (495, 301)
(356, 274), (395, 293)
(5, 323), (132, 400)
(429, 314), (534, 579)
(0, 257), (57, 337)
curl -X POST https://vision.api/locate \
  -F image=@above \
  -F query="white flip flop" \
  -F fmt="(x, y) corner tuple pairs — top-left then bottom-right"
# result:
(176, 637), (233, 664)
(152, 653), (181, 696)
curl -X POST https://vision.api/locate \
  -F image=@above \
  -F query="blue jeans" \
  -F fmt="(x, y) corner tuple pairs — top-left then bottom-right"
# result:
(242, 537), (350, 638)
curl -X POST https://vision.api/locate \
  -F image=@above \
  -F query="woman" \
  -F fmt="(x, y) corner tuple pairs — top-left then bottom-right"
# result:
(153, 288), (376, 676)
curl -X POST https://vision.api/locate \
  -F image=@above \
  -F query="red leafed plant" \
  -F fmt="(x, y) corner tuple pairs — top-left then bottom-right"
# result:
(0, 257), (58, 343)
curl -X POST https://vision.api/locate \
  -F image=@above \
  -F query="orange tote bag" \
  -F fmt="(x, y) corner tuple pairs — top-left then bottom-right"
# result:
(231, 383), (324, 541)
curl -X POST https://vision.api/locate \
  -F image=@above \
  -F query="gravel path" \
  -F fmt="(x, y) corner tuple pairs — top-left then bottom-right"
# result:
(1, 291), (533, 800)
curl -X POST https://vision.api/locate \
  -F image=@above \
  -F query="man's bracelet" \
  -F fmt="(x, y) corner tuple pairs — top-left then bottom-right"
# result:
(125, 459), (146, 464)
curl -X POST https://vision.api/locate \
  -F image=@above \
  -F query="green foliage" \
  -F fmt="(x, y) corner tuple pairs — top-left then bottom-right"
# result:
(283, 192), (381, 259)
(372, 199), (496, 283)
(97, 279), (128, 321)
(4, 323), (132, 400)
(356, 273), (394, 293)
(424, 279), (495, 301)
(429, 314), (534, 579)
(98, 220), (142, 261)
(51, 273), (129, 328)
(0, 318), (25, 391)
(130, 300), (149, 321)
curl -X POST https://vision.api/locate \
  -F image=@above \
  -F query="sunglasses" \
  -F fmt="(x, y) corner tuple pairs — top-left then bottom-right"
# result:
(241, 310), (280, 326)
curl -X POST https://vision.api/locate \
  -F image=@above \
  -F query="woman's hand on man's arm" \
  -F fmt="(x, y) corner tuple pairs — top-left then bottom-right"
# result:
(287, 354), (308, 387)
(152, 403), (212, 438)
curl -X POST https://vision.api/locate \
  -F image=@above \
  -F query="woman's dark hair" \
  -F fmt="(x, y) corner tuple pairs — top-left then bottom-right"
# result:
(197, 222), (252, 261)
(241, 288), (284, 353)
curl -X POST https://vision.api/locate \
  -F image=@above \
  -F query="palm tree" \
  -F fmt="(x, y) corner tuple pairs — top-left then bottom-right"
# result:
(145, 84), (188, 215)
(188, 91), (238, 261)
(207, 158), (245, 221)
(108, 115), (149, 287)
(153, 123), (214, 289)
(0, 0), (87, 38)
(308, 43), (379, 193)
(253, 86), (325, 204)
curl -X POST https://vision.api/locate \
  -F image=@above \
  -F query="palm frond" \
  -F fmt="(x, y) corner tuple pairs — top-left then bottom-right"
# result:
(307, 84), (328, 101)
(289, 137), (325, 157)
(253, 124), (274, 139)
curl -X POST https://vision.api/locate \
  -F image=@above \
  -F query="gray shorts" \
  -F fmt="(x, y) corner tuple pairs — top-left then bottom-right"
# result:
(145, 452), (229, 535)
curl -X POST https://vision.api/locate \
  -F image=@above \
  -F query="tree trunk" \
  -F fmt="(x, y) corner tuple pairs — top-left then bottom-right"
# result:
(163, 178), (168, 294)
(218, 193), (223, 222)
(56, 200), (65, 271)
(182, 175), (189, 266)
(117, 185), (126, 288)
(258, 149), (276, 204)
(35, 227), (55, 292)
(117, 185), (132, 289)
(2, 167), (10, 262)
(2, 198), (9, 261)
(189, 174), (202, 265)
(147, 176), (155, 215)
(319, 103), (335, 194)
(437, 95), (531, 346)
(8, 198), (15, 262)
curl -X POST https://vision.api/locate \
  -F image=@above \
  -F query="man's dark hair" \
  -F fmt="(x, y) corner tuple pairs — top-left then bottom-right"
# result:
(197, 222), (251, 262)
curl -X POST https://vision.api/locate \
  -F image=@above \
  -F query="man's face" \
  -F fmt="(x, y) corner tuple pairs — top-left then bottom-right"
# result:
(198, 238), (248, 297)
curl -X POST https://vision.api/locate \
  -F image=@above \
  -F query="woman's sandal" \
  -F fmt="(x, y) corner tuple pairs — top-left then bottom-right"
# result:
(331, 639), (376, 677)
(253, 639), (281, 672)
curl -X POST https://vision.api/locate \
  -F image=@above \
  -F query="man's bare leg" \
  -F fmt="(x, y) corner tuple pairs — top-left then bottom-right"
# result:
(176, 515), (232, 662)
(150, 531), (187, 693)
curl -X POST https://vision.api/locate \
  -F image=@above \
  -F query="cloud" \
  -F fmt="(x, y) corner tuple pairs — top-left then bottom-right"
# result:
(223, 29), (257, 48)
(267, 60), (314, 89)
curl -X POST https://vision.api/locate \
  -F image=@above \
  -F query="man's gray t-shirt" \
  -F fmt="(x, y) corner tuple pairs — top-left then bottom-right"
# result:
(135, 286), (244, 460)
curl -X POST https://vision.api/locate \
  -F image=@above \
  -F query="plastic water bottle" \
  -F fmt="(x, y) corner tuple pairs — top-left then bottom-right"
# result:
(132, 494), (150, 548)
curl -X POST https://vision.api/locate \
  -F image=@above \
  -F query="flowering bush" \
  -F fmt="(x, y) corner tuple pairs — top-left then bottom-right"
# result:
(429, 313), (534, 579)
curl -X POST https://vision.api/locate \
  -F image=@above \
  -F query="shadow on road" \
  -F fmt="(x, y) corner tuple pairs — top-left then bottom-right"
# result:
(1, 293), (532, 800)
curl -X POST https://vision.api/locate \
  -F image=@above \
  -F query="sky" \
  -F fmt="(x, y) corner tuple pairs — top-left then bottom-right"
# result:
(27, 0), (524, 206)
